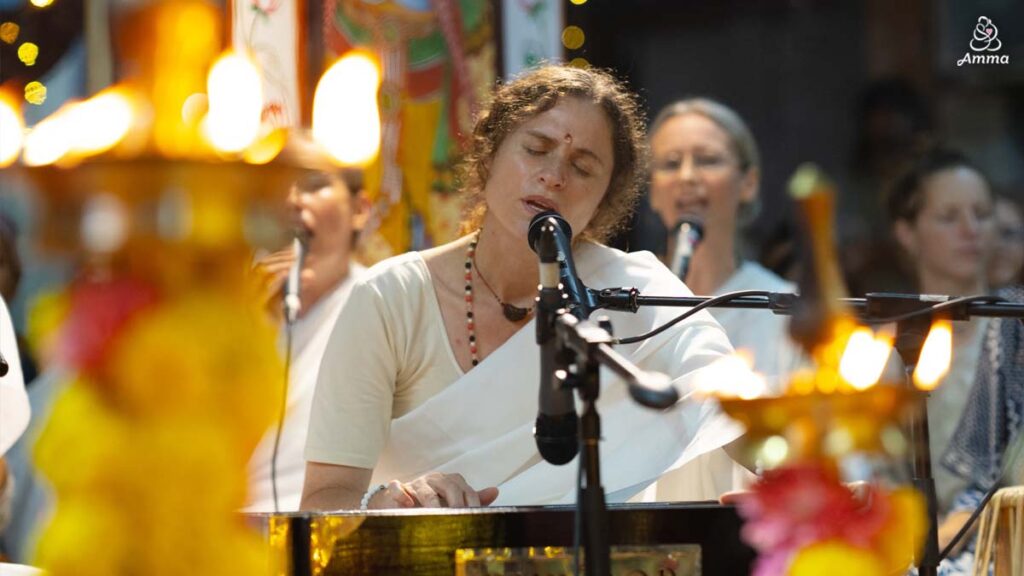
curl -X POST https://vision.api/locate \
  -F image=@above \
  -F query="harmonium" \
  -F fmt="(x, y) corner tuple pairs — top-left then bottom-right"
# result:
(250, 502), (755, 575)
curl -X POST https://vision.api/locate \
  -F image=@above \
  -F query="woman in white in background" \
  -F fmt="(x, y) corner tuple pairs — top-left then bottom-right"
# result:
(645, 99), (804, 501)
(0, 295), (30, 536)
(245, 138), (370, 512)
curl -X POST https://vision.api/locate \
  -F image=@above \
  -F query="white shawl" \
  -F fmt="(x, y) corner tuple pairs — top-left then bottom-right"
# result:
(373, 244), (742, 505)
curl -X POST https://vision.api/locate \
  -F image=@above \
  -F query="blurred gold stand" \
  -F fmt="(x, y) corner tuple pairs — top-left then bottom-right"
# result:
(720, 384), (919, 464)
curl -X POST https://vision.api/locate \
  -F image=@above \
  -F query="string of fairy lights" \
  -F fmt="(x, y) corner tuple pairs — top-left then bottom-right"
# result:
(564, 0), (588, 68)
(8, 0), (587, 104)
(1, 0), (59, 106)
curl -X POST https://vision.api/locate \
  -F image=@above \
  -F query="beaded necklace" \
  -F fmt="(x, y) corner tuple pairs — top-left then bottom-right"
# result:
(464, 230), (536, 368)
(464, 234), (480, 367)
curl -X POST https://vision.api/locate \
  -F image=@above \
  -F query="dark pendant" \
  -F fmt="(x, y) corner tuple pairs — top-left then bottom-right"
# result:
(501, 302), (530, 322)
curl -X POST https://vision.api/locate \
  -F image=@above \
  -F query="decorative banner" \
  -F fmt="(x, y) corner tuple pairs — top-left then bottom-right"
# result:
(501, 0), (563, 77)
(230, 0), (302, 128)
(324, 0), (496, 258)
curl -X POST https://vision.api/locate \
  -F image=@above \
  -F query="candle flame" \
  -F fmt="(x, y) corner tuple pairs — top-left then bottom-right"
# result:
(312, 51), (381, 166)
(913, 319), (953, 391)
(839, 327), (893, 390)
(0, 93), (23, 167)
(204, 52), (263, 153)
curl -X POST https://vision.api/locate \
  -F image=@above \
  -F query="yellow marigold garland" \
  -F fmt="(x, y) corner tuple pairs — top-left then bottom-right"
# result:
(33, 287), (281, 576)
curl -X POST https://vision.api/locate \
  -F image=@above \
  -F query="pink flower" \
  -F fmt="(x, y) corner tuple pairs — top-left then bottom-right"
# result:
(251, 0), (282, 16)
(516, 0), (546, 18)
(53, 278), (160, 375)
(751, 549), (795, 576)
(738, 464), (889, 552)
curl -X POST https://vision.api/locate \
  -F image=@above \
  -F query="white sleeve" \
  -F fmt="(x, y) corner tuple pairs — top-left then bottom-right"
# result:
(304, 279), (398, 469)
(0, 296), (29, 457)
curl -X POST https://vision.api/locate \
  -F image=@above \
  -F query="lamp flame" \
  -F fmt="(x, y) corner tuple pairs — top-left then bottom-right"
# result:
(204, 52), (263, 153)
(0, 93), (23, 167)
(68, 88), (137, 157)
(23, 87), (138, 166)
(913, 319), (953, 391)
(694, 350), (768, 400)
(312, 51), (381, 166)
(839, 327), (893, 390)
(23, 108), (72, 166)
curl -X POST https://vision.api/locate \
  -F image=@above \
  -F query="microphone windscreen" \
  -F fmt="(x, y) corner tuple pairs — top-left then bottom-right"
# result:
(528, 211), (572, 254)
(534, 413), (579, 465)
(673, 215), (704, 242)
(670, 215), (704, 280)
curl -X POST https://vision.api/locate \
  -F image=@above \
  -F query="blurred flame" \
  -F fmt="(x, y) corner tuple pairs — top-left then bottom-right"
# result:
(23, 87), (138, 166)
(913, 319), (953, 391)
(312, 51), (381, 166)
(23, 108), (72, 166)
(839, 327), (893, 390)
(68, 88), (137, 157)
(0, 93), (24, 167)
(242, 128), (287, 165)
(204, 52), (263, 153)
(695, 350), (768, 400)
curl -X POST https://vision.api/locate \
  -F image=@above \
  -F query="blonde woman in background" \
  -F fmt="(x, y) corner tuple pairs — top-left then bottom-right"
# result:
(644, 98), (803, 501)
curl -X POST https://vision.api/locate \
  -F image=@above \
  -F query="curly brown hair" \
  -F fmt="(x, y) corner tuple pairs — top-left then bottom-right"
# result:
(458, 65), (648, 243)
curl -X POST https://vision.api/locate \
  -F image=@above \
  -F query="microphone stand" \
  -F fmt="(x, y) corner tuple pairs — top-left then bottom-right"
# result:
(546, 313), (677, 576)
(581, 287), (1024, 574)
(896, 316), (939, 576)
(863, 295), (952, 576)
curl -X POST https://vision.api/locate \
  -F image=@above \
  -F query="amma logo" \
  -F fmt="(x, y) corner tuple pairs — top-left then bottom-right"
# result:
(957, 16), (1009, 66)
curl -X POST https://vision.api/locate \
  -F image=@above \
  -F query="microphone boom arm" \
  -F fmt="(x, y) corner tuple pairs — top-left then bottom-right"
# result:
(555, 314), (678, 410)
(590, 288), (1024, 321)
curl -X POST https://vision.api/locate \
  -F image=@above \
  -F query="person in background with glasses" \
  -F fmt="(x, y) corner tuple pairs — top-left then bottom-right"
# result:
(641, 98), (804, 502)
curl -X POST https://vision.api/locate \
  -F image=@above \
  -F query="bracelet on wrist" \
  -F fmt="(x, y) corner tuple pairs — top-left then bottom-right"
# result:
(360, 483), (386, 510)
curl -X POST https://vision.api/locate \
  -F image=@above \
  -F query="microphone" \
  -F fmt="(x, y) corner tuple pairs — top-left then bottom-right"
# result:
(527, 211), (597, 320)
(669, 216), (704, 281)
(283, 228), (309, 325)
(531, 213), (579, 465)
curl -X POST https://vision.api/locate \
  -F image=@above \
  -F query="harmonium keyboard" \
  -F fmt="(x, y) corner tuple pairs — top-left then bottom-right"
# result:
(250, 502), (754, 576)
